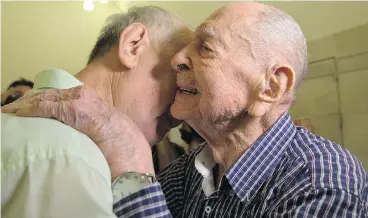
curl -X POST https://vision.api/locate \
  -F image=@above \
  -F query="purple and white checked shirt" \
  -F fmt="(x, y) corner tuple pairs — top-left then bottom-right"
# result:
(113, 113), (368, 217)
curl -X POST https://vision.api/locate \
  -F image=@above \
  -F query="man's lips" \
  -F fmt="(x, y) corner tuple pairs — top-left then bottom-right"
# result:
(176, 84), (200, 95)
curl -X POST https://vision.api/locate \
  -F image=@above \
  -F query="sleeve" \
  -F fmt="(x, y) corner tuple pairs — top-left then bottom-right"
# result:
(112, 149), (192, 218)
(268, 188), (367, 218)
(1, 156), (117, 218)
(157, 152), (190, 216)
(113, 183), (172, 218)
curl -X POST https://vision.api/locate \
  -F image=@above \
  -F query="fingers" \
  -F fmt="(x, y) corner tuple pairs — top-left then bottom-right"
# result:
(16, 101), (61, 119)
(1, 91), (38, 111)
(15, 100), (76, 131)
(38, 86), (86, 101)
(1, 102), (19, 113)
(1, 92), (50, 114)
(1, 86), (86, 114)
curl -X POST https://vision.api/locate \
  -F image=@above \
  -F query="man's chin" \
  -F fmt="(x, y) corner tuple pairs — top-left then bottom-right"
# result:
(170, 107), (200, 121)
(170, 106), (187, 121)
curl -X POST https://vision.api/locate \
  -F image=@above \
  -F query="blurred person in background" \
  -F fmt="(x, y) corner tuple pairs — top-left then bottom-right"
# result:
(1, 78), (33, 106)
(179, 122), (205, 151)
(153, 122), (204, 173)
(152, 135), (186, 173)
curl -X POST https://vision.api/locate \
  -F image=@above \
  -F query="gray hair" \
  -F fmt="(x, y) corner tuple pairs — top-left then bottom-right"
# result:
(88, 6), (183, 64)
(253, 5), (308, 89)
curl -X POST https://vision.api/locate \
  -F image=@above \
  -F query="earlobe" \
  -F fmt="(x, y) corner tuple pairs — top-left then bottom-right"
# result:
(118, 23), (149, 69)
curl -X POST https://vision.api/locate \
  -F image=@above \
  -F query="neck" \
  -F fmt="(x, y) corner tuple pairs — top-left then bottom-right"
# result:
(204, 107), (289, 170)
(75, 61), (115, 107)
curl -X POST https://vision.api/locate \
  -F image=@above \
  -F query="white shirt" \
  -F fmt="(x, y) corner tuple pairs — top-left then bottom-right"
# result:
(1, 69), (117, 218)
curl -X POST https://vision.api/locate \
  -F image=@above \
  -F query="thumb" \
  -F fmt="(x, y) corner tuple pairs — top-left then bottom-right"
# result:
(1, 103), (20, 114)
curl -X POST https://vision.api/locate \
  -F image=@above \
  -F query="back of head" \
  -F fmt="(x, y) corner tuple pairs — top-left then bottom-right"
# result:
(7, 78), (34, 90)
(2, 78), (34, 106)
(88, 6), (187, 64)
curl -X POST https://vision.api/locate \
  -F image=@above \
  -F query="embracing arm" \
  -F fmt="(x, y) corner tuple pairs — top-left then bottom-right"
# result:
(113, 183), (172, 218)
(2, 86), (174, 217)
(113, 152), (190, 218)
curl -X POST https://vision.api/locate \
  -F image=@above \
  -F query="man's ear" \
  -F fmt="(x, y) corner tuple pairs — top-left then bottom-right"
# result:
(118, 23), (149, 69)
(259, 65), (295, 103)
(247, 65), (295, 117)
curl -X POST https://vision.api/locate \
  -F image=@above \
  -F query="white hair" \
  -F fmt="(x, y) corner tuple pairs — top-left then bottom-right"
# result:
(88, 6), (184, 64)
(253, 5), (308, 88)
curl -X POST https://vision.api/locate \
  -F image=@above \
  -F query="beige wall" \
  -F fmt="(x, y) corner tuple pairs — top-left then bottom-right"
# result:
(1, 1), (227, 90)
(124, 1), (368, 41)
(290, 23), (368, 170)
(3, 1), (368, 89)
(123, 1), (227, 29)
(1, 1), (119, 89)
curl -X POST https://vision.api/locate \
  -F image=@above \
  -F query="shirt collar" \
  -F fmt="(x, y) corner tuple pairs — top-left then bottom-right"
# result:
(194, 112), (296, 201)
(31, 68), (83, 91)
(225, 112), (296, 202)
(194, 145), (217, 196)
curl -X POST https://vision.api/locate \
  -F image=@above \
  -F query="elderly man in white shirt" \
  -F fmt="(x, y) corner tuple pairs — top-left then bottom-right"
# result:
(1, 6), (192, 218)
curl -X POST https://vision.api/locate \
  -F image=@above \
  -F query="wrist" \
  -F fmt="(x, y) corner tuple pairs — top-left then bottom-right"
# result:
(108, 140), (155, 181)
(111, 165), (155, 182)
(111, 171), (157, 203)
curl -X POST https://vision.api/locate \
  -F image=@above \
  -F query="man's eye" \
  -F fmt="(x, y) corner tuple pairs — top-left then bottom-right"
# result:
(200, 45), (211, 52)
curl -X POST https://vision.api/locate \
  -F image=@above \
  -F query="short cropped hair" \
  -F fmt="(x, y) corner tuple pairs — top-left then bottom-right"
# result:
(7, 78), (34, 90)
(254, 5), (308, 88)
(88, 6), (183, 64)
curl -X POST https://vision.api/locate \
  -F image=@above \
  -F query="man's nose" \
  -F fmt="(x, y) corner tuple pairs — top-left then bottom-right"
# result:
(171, 46), (192, 73)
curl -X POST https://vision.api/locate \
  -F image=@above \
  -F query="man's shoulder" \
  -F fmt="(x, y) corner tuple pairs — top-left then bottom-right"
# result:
(1, 113), (109, 176)
(288, 127), (367, 197)
(1, 113), (97, 150)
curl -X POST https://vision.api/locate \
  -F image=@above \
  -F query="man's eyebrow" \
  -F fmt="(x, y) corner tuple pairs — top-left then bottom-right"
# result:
(196, 25), (230, 51)
(196, 26), (217, 39)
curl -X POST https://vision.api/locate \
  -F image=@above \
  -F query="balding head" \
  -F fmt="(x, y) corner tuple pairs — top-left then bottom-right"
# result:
(253, 4), (308, 88)
(224, 2), (308, 89)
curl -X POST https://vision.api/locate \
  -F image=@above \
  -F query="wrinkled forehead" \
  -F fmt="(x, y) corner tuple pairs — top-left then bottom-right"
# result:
(194, 15), (233, 50)
(165, 25), (195, 55)
(195, 6), (259, 50)
(176, 26), (195, 47)
(196, 7), (227, 34)
(198, 3), (258, 33)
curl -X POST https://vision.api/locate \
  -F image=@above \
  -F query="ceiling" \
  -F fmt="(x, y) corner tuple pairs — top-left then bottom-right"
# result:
(124, 1), (368, 41)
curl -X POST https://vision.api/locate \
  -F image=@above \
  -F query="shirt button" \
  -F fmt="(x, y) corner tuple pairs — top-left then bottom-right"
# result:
(229, 190), (235, 196)
(205, 206), (212, 214)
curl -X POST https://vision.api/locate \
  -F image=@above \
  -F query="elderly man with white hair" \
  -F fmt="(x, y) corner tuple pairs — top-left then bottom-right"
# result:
(3, 2), (368, 218)
(1, 6), (192, 218)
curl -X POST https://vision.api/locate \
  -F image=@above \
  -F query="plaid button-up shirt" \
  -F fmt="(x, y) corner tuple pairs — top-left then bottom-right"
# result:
(113, 113), (368, 217)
